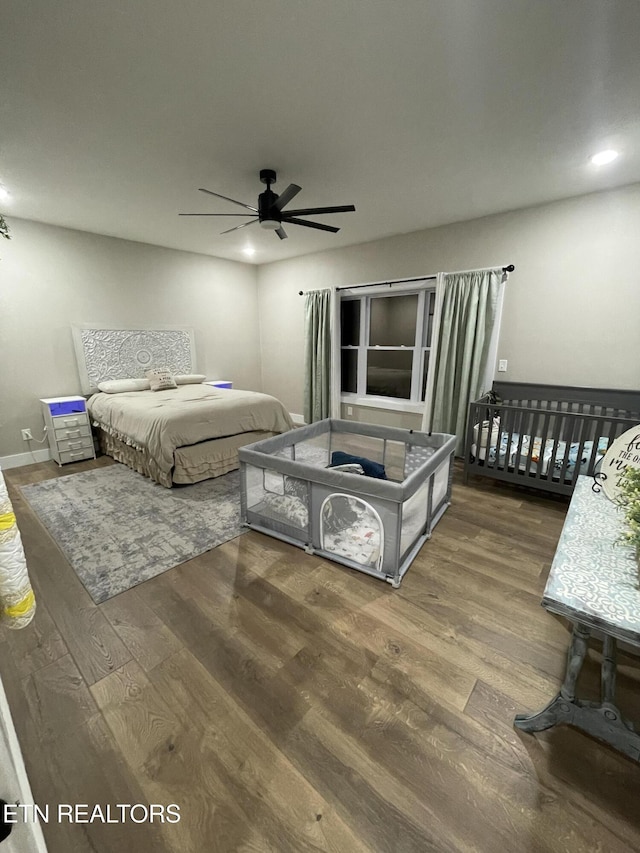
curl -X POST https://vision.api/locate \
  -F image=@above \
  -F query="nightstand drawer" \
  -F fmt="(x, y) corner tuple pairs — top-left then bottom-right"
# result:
(58, 447), (95, 465)
(56, 435), (94, 453)
(52, 412), (89, 430)
(54, 423), (91, 442)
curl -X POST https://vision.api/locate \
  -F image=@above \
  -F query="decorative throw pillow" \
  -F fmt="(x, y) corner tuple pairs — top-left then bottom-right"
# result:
(145, 368), (178, 391)
(97, 378), (151, 393)
(173, 374), (206, 385)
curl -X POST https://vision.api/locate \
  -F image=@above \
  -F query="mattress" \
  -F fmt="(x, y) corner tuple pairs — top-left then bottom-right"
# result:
(471, 432), (609, 478)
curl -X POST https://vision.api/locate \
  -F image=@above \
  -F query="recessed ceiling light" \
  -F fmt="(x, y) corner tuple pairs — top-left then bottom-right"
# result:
(0, 187), (11, 201)
(243, 246), (256, 257)
(590, 149), (619, 166)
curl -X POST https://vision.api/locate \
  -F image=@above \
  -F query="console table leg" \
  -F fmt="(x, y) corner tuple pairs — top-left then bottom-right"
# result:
(601, 634), (617, 705)
(514, 622), (590, 733)
(560, 622), (591, 701)
(515, 626), (640, 760)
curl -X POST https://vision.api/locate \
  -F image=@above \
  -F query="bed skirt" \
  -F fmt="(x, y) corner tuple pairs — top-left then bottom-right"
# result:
(97, 429), (277, 488)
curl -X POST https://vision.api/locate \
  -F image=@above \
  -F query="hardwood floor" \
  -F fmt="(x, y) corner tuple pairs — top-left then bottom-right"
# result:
(2, 457), (640, 852)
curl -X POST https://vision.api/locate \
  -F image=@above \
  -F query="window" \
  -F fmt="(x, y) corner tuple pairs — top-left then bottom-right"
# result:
(340, 286), (436, 405)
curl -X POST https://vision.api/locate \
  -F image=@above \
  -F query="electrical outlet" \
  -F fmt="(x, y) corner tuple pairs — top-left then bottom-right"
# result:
(498, 359), (508, 372)
(21, 428), (33, 441)
(347, 406), (353, 416)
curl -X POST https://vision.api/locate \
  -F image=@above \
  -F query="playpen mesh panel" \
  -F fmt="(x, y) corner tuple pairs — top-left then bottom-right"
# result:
(381, 440), (406, 482)
(245, 464), (310, 536)
(400, 477), (431, 557)
(291, 434), (330, 467)
(404, 444), (436, 478)
(319, 493), (383, 570)
(432, 460), (450, 509)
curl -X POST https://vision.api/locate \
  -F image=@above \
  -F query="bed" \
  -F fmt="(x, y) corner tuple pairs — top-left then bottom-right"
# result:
(464, 382), (640, 496)
(239, 419), (456, 587)
(73, 325), (294, 487)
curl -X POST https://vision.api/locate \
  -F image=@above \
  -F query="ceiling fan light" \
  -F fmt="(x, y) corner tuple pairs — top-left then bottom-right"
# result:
(260, 219), (280, 230)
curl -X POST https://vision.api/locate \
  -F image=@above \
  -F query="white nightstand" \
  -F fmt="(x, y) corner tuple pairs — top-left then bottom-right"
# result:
(40, 396), (96, 466)
(203, 380), (233, 389)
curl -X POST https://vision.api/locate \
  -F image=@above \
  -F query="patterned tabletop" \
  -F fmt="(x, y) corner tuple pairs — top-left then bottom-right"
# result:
(543, 476), (640, 646)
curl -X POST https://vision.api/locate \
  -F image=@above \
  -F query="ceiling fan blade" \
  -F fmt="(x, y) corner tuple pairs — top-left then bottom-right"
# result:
(220, 219), (258, 235)
(282, 205), (356, 216)
(275, 226), (288, 240)
(179, 213), (257, 216)
(199, 188), (258, 212)
(272, 184), (302, 212)
(282, 216), (340, 233)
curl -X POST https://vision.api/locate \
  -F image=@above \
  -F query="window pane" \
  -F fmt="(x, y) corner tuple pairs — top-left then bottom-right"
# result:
(424, 291), (435, 347)
(369, 294), (418, 346)
(340, 300), (360, 346)
(421, 350), (430, 401)
(367, 350), (413, 399)
(341, 349), (358, 393)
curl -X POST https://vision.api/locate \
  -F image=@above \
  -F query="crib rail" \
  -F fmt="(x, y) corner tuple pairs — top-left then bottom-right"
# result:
(464, 385), (640, 496)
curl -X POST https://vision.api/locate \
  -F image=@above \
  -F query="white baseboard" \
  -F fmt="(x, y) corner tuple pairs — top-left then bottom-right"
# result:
(289, 413), (306, 426)
(0, 448), (51, 470)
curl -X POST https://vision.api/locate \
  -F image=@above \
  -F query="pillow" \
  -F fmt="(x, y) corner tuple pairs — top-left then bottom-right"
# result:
(97, 378), (151, 394)
(145, 368), (178, 392)
(173, 374), (206, 385)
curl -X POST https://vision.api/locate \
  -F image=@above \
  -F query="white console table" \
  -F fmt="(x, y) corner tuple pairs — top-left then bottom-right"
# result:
(515, 476), (640, 760)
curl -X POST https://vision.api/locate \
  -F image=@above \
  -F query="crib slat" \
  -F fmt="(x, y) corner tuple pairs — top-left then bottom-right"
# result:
(557, 413), (578, 484)
(535, 409), (553, 483)
(526, 399), (544, 481)
(585, 412), (605, 476)
(523, 407), (539, 480)
(544, 407), (564, 483)
(501, 404), (516, 474)
(570, 402), (589, 486)
(513, 401), (525, 475)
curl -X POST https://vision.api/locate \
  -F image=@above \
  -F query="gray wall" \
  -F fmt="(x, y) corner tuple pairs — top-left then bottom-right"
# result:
(257, 184), (640, 419)
(2, 183), (639, 458)
(0, 219), (261, 458)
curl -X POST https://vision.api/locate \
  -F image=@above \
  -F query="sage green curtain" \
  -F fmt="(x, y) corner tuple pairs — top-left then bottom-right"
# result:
(430, 270), (500, 454)
(303, 289), (332, 423)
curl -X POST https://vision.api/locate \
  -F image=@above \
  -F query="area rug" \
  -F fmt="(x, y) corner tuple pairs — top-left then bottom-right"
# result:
(19, 463), (244, 604)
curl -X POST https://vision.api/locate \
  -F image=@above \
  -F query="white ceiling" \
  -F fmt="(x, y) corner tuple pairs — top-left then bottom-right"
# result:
(1, 0), (639, 265)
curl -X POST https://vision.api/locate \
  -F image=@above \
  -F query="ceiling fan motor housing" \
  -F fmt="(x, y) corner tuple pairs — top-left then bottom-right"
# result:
(258, 186), (281, 228)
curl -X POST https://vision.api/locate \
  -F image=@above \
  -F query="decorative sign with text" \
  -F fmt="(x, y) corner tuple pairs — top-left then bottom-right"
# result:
(601, 425), (640, 500)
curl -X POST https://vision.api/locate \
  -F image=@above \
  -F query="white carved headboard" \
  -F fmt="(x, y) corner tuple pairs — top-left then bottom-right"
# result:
(72, 326), (196, 394)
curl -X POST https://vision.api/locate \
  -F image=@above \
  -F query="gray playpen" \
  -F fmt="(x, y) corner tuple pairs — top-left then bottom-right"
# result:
(464, 382), (640, 496)
(239, 420), (456, 587)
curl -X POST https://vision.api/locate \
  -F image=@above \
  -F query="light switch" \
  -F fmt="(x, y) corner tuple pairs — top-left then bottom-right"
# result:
(498, 359), (508, 372)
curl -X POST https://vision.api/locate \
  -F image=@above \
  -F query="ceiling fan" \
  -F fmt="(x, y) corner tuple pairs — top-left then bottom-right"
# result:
(179, 169), (356, 240)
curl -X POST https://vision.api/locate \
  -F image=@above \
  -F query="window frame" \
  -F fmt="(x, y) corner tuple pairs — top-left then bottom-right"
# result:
(340, 284), (436, 412)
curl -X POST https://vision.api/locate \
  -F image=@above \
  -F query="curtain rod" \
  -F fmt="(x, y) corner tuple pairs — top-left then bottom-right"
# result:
(298, 264), (514, 295)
